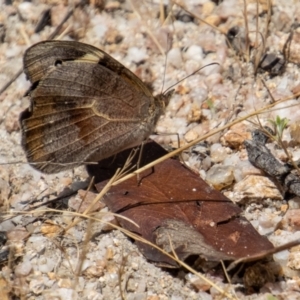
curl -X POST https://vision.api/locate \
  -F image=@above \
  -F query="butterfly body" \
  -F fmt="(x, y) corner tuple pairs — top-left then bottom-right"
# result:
(20, 41), (172, 173)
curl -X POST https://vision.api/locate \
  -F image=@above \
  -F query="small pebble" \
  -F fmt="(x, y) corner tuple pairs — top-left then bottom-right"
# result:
(15, 260), (32, 277)
(206, 164), (234, 190)
(184, 45), (203, 63)
(168, 48), (183, 68)
(126, 47), (148, 64)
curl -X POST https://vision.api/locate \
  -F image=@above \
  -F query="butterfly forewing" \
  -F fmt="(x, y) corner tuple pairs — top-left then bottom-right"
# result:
(23, 40), (153, 97)
(21, 41), (170, 173)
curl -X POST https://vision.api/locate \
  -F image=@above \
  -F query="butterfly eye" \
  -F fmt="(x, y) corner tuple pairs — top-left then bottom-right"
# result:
(54, 60), (63, 67)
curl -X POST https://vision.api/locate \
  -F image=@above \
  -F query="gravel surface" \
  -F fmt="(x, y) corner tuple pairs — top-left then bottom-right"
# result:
(1, 0), (300, 299)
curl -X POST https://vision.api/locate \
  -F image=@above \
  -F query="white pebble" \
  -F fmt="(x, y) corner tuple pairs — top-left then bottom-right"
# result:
(38, 257), (56, 273)
(258, 214), (282, 235)
(156, 116), (187, 135)
(5, 44), (22, 59)
(168, 48), (183, 68)
(0, 219), (15, 231)
(90, 15), (108, 40)
(223, 153), (239, 166)
(273, 250), (289, 265)
(185, 124), (204, 142)
(190, 87), (208, 106)
(205, 73), (223, 90)
(202, 108), (212, 120)
(184, 45), (203, 63)
(57, 288), (78, 300)
(27, 235), (48, 253)
(15, 261), (32, 276)
(232, 160), (253, 182)
(185, 59), (201, 74)
(210, 143), (227, 163)
(217, 0), (240, 18)
(18, 2), (35, 21)
(126, 47), (148, 64)
(206, 164), (234, 189)
(290, 149), (300, 161)
(202, 156), (212, 171)
(277, 75), (288, 91)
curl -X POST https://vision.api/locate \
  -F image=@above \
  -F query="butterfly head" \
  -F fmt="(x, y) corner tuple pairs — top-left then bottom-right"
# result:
(156, 89), (174, 110)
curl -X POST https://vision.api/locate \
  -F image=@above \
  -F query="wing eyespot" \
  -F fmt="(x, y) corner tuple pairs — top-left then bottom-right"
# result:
(54, 60), (63, 67)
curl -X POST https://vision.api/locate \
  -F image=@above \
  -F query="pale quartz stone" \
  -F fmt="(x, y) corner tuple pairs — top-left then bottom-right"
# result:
(15, 260), (32, 276)
(210, 143), (227, 163)
(168, 48), (183, 68)
(127, 47), (148, 64)
(206, 164), (234, 190)
(183, 45), (203, 63)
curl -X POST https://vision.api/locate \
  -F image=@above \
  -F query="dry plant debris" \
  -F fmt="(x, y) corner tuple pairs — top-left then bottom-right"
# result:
(94, 141), (274, 267)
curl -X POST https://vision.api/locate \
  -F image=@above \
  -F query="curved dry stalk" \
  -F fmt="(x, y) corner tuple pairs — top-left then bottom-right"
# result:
(114, 91), (300, 186)
(73, 217), (94, 282)
(117, 249), (128, 300)
(243, 0), (250, 62)
(74, 177), (95, 214)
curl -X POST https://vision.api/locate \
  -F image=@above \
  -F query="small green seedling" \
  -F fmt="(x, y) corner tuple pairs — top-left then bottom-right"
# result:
(268, 115), (289, 142)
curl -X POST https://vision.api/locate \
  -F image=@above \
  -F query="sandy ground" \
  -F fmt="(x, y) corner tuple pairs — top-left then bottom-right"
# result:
(1, 0), (300, 299)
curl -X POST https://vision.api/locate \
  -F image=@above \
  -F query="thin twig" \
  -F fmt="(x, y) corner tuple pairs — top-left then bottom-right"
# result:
(227, 239), (300, 271)
(173, 1), (222, 34)
(113, 91), (300, 186)
(243, 0), (250, 62)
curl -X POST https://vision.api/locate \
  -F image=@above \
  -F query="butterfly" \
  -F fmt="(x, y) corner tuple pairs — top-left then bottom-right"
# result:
(20, 41), (173, 173)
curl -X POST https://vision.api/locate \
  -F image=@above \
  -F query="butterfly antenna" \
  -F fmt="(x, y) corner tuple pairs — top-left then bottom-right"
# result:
(164, 62), (220, 94)
(161, 33), (172, 94)
(161, 54), (168, 94)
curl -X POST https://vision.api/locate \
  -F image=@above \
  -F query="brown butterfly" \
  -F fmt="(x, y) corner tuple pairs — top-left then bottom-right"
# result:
(20, 41), (173, 174)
